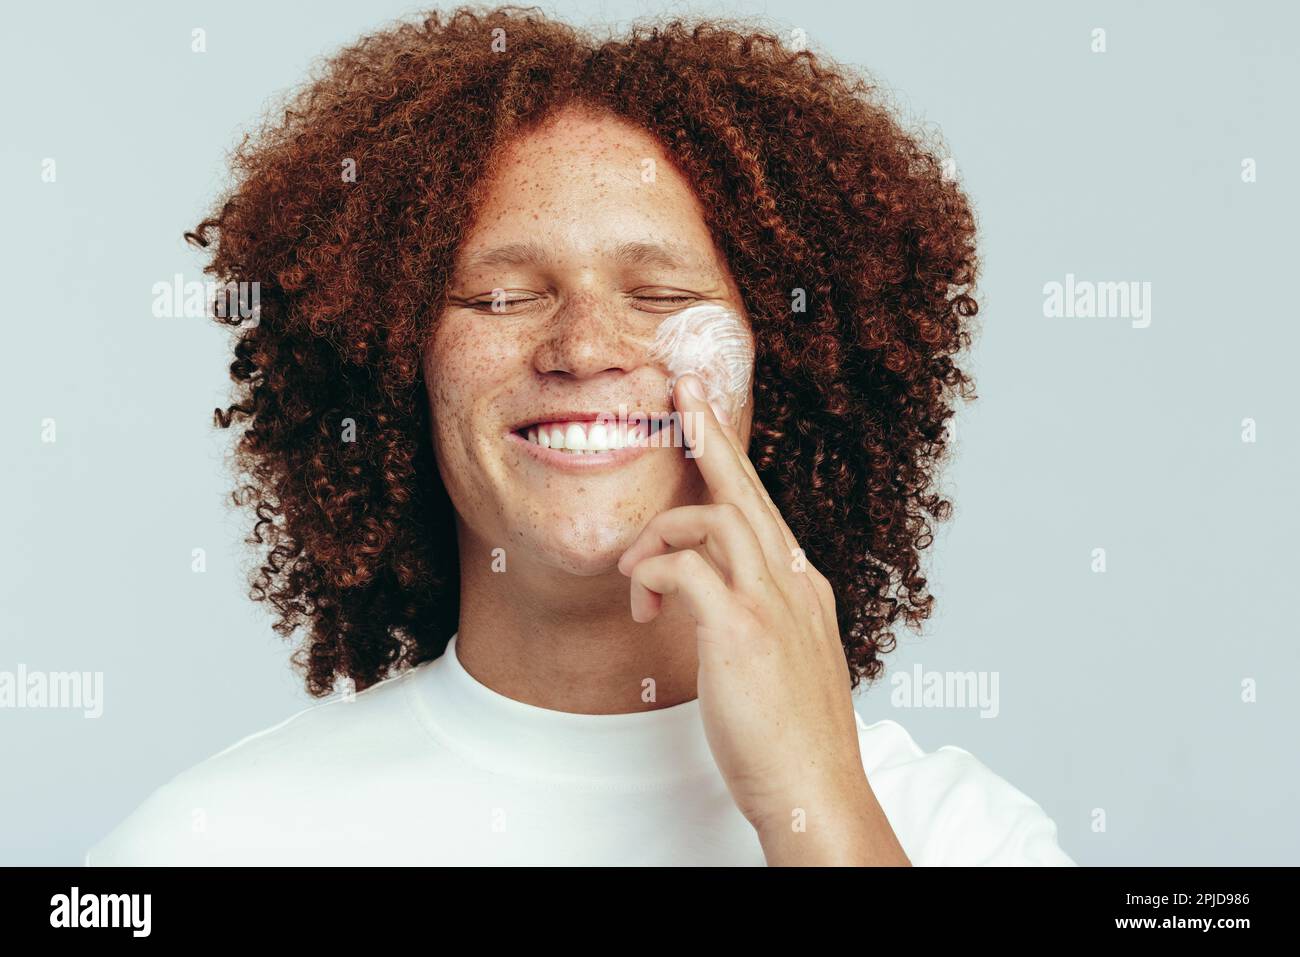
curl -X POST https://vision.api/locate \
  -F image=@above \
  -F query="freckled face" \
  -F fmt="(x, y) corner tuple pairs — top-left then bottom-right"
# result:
(422, 105), (754, 576)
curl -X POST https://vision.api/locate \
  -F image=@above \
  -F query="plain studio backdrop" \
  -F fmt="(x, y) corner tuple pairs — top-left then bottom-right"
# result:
(2, 0), (1297, 866)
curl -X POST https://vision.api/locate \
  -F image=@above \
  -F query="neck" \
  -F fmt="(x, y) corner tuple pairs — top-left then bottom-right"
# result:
(453, 523), (700, 715)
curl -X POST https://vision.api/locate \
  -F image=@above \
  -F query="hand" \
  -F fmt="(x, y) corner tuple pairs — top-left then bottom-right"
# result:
(616, 374), (910, 866)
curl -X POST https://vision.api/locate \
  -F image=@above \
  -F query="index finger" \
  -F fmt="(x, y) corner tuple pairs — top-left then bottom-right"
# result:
(672, 375), (800, 565)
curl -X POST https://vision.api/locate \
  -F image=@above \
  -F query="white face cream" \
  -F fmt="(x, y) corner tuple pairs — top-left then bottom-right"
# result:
(645, 303), (754, 423)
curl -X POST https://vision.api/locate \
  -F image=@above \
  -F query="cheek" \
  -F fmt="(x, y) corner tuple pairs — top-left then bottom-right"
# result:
(423, 319), (547, 514)
(423, 326), (486, 482)
(646, 303), (754, 423)
(424, 318), (515, 423)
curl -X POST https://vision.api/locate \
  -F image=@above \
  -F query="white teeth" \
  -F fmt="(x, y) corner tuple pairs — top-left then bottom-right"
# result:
(520, 418), (656, 453)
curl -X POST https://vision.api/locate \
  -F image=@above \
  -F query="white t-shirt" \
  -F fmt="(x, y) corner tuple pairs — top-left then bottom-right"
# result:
(86, 634), (1075, 866)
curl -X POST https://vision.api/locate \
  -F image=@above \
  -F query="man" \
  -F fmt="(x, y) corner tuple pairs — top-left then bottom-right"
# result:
(88, 7), (1074, 866)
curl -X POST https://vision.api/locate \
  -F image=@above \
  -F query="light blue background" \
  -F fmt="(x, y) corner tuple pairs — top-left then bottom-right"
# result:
(2, 0), (1297, 865)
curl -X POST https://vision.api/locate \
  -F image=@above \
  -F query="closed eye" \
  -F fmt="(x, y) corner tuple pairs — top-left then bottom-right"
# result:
(449, 292), (700, 314)
(631, 292), (699, 312)
(450, 293), (541, 313)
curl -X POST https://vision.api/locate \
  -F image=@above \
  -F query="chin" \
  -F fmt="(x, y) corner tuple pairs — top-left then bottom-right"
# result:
(531, 518), (639, 577)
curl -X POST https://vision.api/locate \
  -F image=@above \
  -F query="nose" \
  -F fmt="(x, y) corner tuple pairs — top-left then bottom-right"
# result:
(532, 291), (647, 380)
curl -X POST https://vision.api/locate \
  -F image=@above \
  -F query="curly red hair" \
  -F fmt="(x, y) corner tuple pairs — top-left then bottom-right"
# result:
(187, 4), (979, 698)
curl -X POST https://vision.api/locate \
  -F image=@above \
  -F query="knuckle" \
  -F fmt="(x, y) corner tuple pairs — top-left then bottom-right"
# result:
(807, 564), (835, 601)
(711, 501), (744, 526)
(676, 548), (708, 573)
(733, 607), (766, 641)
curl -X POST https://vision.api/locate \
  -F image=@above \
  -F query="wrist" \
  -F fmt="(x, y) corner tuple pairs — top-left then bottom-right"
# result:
(753, 776), (910, 867)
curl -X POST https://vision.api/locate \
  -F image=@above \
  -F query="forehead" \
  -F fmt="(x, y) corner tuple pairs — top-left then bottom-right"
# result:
(458, 106), (722, 264)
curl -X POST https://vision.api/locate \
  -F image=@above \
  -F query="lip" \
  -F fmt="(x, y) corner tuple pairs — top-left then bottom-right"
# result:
(506, 429), (659, 472)
(507, 409), (670, 432)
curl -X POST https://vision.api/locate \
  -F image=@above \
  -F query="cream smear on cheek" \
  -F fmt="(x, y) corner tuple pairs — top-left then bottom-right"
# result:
(644, 303), (753, 423)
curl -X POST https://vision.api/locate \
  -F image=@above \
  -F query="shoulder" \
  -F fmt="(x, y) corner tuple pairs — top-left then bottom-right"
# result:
(854, 713), (1076, 866)
(85, 665), (427, 866)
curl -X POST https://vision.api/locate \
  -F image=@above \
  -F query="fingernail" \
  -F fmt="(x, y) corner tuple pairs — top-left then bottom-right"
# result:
(683, 375), (706, 401)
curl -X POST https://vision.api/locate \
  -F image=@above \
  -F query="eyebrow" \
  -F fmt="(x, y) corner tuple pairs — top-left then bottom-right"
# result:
(456, 239), (702, 275)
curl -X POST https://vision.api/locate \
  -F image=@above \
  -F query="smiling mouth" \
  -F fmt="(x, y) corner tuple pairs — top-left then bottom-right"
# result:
(510, 413), (671, 454)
